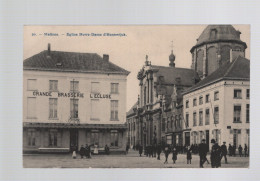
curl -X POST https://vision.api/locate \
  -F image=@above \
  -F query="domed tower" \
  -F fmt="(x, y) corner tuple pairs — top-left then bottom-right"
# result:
(190, 25), (247, 78)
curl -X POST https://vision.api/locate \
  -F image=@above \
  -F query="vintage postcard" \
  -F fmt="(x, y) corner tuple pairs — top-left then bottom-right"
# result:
(23, 25), (250, 168)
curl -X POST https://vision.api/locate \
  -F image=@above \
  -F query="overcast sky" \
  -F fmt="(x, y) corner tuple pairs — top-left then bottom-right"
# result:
(24, 25), (250, 110)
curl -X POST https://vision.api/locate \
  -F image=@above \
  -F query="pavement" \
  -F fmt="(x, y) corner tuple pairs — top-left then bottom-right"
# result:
(23, 150), (249, 168)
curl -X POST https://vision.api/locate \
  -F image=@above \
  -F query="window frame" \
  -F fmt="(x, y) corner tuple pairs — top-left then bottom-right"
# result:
(205, 108), (210, 125)
(205, 94), (209, 103)
(111, 83), (119, 94)
(199, 110), (203, 126)
(233, 105), (242, 123)
(49, 129), (58, 147)
(49, 80), (58, 92)
(214, 106), (219, 124)
(27, 129), (36, 146)
(246, 89), (250, 99)
(193, 111), (197, 126)
(214, 91), (219, 101)
(199, 96), (203, 105)
(70, 81), (79, 92)
(246, 104), (250, 123)
(49, 98), (58, 119)
(186, 100), (189, 108)
(110, 130), (119, 147)
(234, 89), (242, 99)
(193, 98), (197, 107)
(110, 100), (119, 121)
(70, 99), (79, 119)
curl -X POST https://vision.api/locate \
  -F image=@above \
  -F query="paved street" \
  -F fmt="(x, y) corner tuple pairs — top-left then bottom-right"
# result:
(23, 150), (249, 168)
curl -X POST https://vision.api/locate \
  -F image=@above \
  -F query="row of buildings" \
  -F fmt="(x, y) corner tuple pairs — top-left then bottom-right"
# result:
(126, 25), (250, 151)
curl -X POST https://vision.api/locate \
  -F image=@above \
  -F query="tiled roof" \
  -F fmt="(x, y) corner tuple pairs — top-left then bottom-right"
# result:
(151, 65), (199, 86)
(183, 56), (250, 95)
(23, 50), (130, 75)
(126, 101), (138, 117)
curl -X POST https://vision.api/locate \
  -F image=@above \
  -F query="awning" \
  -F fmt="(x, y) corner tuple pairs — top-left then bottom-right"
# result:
(23, 122), (127, 129)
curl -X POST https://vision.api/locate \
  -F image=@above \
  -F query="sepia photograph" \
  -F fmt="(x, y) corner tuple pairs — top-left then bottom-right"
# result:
(23, 25), (250, 168)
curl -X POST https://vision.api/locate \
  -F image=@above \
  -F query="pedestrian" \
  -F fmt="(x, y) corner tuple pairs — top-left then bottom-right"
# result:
(233, 145), (236, 157)
(210, 139), (221, 168)
(72, 150), (77, 159)
(79, 145), (85, 158)
(85, 144), (91, 158)
(139, 145), (143, 157)
(244, 144), (248, 157)
(228, 144), (233, 156)
(94, 144), (98, 155)
(164, 145), (169, 164)
(172, 147), (178, 164)
(238, 145), (243, 157)
(198, 139), (208, 168)
(126, 144), (129, 154)
(105, 144), (110, 155)
(157, 143), (162, 160)
(220, 141), (228, 164)
(186, 146), (192, 164)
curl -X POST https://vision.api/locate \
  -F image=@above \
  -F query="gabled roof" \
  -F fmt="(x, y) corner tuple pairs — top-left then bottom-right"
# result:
(126, 101), (138, 117)
(23, 50), (130, 75)
(151, 65), (199, 86)
(183, 56), (250, 95)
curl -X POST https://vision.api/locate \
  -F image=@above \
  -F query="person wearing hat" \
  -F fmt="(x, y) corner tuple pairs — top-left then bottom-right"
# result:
(198, 139), (208, 168)
(220, 141), (228, 164)
(79, 145), (85, 159)
(210, 139), (221, 168)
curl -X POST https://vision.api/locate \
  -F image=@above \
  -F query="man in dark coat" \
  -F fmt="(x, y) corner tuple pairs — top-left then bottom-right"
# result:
(172, 147), (178, 164)
(198, 139), (208, 168)
(105, 144), (110, 155)
(139, 145), (143, 157)
(244, 144), (248, 157)
(85, 144), (91, 158)
(228, 144), (233, 156)
(210, 139), (221, 168)
(164, 145), (169, 164)
(238, 145), (243, 157)
(156, 144), (162, 160)
(126, 144), (129, 154)
(79, 145), (85, 158)
(220, 142), (228, 163)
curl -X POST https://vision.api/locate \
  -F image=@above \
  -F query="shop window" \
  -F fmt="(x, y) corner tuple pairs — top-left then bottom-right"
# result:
(234, 105), (241, 123)
(49, 98), (58, 119)
(70, 81), (79, 92)
(110, 100), (119, 121)
(110, 130), (118, 147)
(27, 79), (37, 91)
(234, 89), (242, 99)
(28, 129), (36, 146)
(91, 131), (99, 145)
(111, 83), (119, 94)
(49, 80), (58, 91)
(49, 129), (57, 147)
(70, 99), (78, 118)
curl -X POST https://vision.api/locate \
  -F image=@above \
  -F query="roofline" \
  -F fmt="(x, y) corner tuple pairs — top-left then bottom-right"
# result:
(190, 39), (247, 53)
(23, 67), (130, 75)
(182, 77), (250, 95)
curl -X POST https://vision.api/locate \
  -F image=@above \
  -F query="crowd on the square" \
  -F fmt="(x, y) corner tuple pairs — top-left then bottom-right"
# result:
(133, 139), (249, 168)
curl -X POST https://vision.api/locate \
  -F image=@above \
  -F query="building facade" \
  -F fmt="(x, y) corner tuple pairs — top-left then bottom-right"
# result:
(183, 55), (250, 150)
(23, 44), (129, 153)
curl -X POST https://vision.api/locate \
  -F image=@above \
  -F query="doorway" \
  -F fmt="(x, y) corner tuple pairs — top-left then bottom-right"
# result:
(70, 129), (78, 152)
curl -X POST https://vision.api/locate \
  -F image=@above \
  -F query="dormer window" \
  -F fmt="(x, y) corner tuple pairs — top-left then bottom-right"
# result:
(210, 29), (217, 40)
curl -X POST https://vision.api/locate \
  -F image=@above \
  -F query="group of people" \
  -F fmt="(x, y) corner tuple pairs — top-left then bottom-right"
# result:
(79, 144), (92, 159)
(228, 144), (248, 157)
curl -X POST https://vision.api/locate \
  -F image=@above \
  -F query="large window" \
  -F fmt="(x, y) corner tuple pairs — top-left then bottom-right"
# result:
(27, 79), (37, 91)
(193, 98), (197, 107)
(234, 89), (242, 99)
(49, 80), (58, 91)
(70, 81), (79, 92)
(91, 99), (99, 120)
(110, 130), (118, 147)
(246, 89), (250, 99)
(246, 104), (250, 123)
(91, 82), (100, 93)
(49, 129), (57, 147)
(199, 96), (203, 105)
(199, 110), (203, 126)
(214, 91), (219, 101)
(234, 105), (241, 123)
(185, 113), (189, 128)
(205, 94), (209, 103)
(111, 83), (119, 94)
(27, 97), (36, 118)
(186, 100), (189, 108)
(205, 108), (210, 125)
(49, 98), (58, 119)
(70, 99), (78, 118)
(193, 112), (197, 126)
(110, 100), (119, 120)
(214, 106), (219, 124)
(28, 129), (36, 146)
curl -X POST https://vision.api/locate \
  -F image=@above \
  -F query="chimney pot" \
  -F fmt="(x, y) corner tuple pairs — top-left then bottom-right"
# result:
(103, 54), (109, 62)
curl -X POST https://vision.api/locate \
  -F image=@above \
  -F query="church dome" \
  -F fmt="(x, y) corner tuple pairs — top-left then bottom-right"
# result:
(190, 25), (247, 52)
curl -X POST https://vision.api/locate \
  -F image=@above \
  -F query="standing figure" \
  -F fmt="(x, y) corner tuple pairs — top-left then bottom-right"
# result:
(238, 145), (243, 157)
(198, 139), (208, 168)
(186, 146), (192, 164)
(210, 139), (221, 168)
(244, 144), (248, 157)
(79, 145), (85, 159)
(139, 145), (143, 157)
(172, 147), (178, 164)
(157, 144), (162, 160)
(85, 144), (91, 158)
(94, 144), (98, 155)
(228, 144), (233, 156)
(72, 150), (77, 159)
(220, 142), (228, 164)
(126, 144), (129, 155)
(105, 144), (110, 155)
(164, 145), (169, 164)
(233, 145), (236, 157)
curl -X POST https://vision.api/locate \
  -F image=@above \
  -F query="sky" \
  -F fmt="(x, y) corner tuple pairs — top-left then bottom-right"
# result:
(24, 25), (250, 111)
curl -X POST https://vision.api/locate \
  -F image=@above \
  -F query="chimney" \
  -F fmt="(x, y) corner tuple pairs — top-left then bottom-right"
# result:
(48, 43), (51, 55)
(103, 54), (109, 62)
(230, 49), (245, 62)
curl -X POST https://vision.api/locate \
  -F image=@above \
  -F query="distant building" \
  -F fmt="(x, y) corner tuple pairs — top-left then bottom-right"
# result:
(126, 101), (138, 149)
(23, 44), (129, 153)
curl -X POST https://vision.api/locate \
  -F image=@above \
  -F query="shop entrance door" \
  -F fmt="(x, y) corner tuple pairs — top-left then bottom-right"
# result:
(70, 129), (78, 152)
